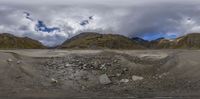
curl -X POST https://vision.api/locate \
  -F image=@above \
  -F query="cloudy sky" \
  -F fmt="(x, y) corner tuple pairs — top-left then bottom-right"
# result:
(1, 0), (200, 46)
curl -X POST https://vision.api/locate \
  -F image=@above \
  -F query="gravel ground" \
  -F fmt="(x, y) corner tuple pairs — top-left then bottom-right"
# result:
(0, 50), (200, 98)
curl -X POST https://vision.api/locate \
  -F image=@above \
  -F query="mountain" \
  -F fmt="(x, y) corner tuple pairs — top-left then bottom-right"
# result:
(147, 33), (200, 49)
(0, 33), (46, 49)
(148, 37), (174, 49)
(173, 33), (200, 49)
(149, 39), (174, 49)
(60, 32), (145, 49)
(3, 32), (200, 50)
(132, 37), (148, 43)
(131, 37), (151, 48)
(60, 33), (200, 49)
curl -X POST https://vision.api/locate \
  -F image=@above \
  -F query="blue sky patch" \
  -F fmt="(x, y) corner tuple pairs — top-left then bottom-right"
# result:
(35, 20), (60, 33)
(142, 33), (177, 41)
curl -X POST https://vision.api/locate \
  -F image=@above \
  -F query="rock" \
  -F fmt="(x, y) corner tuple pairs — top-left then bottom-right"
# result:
(99, 74), (111, 85)
(80, 65), (87, 70)
(116, 73), (121, 77)
(123, 68), (128, 71)
(120, 79), (129, 83)
(7, 58), (13, 62)
(132, 75), (144, 81)
(65, 63), (71, 67)
(158, 72), (168, 78)
(17, 60), (21, 64)
(75, 60), (79, 62)
(90, 66), (94, 69)
(100, 64), (106, 70)
(83, 64), (87, 67)
(81, 86), (86, 90)
(51, 78), (58, 84)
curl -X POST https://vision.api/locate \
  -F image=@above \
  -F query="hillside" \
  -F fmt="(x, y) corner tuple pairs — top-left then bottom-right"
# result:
(60, 32), (145, 49)
(173, 33), (200, 48)
(132, 37), (149, 47)
(1, 32), (199, 49)
(148, 38), (174, 49)
(147, 33), (200, 49)
(0, 33), (46, 49)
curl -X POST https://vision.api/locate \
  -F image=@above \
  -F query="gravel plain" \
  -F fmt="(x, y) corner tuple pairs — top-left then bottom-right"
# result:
(0, 49), (200, 98)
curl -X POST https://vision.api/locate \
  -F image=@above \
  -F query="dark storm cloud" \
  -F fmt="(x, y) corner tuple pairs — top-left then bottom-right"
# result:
(1, 0), (200, 46)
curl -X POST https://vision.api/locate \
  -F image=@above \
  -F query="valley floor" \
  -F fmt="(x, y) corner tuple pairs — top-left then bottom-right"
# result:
(1, 49), (200, 98)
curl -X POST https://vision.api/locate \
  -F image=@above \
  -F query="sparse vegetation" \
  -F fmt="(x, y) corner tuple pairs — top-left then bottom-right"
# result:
(60, 32), (145, 49)
(149, 33), (200, 49)
(0, 33), (46, 49)
(1, 32), (200, 49)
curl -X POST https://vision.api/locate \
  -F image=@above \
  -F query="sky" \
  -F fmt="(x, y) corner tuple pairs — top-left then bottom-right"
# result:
(1, 0), (200, 46)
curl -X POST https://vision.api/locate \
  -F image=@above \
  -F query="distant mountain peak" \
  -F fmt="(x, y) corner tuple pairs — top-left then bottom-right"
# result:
(132, 37), (149, 42)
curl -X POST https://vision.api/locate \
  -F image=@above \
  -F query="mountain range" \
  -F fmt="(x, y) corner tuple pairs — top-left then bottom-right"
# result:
(1, 32), (200, 49)
(60, 32), (200, 49)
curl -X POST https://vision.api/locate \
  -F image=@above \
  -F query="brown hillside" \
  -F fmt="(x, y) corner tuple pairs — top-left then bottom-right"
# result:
(60, 32), (145, 49)
(0, 33), (46, 49)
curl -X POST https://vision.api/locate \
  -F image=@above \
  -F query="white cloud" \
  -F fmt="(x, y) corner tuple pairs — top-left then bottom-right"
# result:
(0, 5), (127, 46)
(1, 1), (200, 46)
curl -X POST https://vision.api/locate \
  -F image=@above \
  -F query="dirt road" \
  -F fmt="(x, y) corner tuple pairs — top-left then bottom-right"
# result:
(1, 50), (200, 98)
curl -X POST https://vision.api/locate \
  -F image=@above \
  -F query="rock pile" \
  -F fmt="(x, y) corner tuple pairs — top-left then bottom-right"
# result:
(38, 51), (175, 94)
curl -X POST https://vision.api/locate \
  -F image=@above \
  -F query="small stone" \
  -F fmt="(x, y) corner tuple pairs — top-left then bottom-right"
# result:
(83, 64), (87, 66)
(81, 86), (86, 90)
(76, 60), (79, 62)
(7, 58), (13, 62)
(17, 60), (21, 64)
(90, 66), (94, 69)
(158, 72), (168, 78)
(114, 60), (118, 63)
(132, 75), (144, 81)
(65, 63), (71, 67)
(99, 74), (111, 85)
(80, 66), (87, 70)
(51, 78), (58, 84)
(100, 64), (106, 70)
(123, 68), (128, 71)
(120, 79), (129, 83)
(116, 73), (121, 77)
